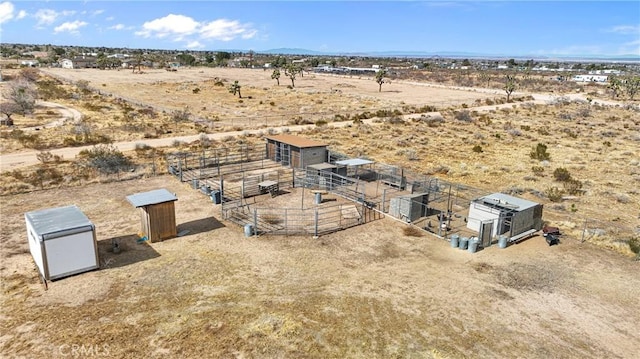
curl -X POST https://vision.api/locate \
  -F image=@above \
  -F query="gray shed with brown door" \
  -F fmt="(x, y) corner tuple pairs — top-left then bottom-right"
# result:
(126, 189), (178, 242)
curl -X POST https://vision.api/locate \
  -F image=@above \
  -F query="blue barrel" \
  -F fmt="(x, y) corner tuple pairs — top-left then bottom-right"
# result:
(191, 179), (199, 189)
(244, 224), (254, 237)
(458, 237), (469, 250)
(498, 235), (508, 249)
(314, 192), (322, 205)
(450, 234), (459, 248)
(210, 190), (221, 204)
(468, 237), (479, 253)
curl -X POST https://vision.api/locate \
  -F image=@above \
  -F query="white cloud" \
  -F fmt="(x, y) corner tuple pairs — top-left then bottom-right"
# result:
(34, 9), (59, 25)
(109, 24), (125, 30)
(618, 39), (640, 56)
(54, 20), (88, 34)
(17, 9), (25, 19)
(0, 1), (14, 24)
(186, 40), (204, 49)
(606, 25), (640, 35)
(92, 10), (104, 16)
(106, 16), (114, 21)
(135, 14), (257, 45)
(136, 14), (199, 40)
(200, 19), (256, 41)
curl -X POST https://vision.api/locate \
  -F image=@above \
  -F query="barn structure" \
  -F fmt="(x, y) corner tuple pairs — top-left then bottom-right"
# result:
(265, 134), (328, 168)
(25, 205), (99, 281)
(467, 193), (543, 246)
(126, 189), (178, 243)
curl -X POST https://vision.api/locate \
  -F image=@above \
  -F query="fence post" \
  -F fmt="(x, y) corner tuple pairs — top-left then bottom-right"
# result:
(219, 175), (224, 216)
(179, 157), (183, 182)
(285, 208), (288, 236)
(314, 208), (319, 238)
(241, 172), (245, 199)
(254, 209), (258, 236)
(382, 189), (387, 213)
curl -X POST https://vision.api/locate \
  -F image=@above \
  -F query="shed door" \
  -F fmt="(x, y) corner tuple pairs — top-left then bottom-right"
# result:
(267, 143), (276, 161)
(479, 220), (493, 248)
(291, 149), (301, 168)
(44, 231), (97, 279)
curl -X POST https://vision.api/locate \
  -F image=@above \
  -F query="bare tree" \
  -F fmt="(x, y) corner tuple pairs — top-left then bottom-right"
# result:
(478, 72), (492, 88)
(5, 79), (37, 115)
(0, 102), (20, 125)
(504, 74), (517, 102)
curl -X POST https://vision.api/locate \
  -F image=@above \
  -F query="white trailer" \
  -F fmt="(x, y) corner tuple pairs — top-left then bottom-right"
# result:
(25, 205), (99, 281)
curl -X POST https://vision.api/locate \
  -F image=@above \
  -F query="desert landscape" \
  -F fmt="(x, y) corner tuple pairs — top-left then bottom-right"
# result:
(1, 65), (639, 358)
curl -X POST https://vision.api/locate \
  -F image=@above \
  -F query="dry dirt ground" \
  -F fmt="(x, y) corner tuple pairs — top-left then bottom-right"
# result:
(1, 176), (639, 359)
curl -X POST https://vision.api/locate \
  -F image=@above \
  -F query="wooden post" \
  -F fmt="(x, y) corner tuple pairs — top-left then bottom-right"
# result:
(314, 208), (319, 237)
(253, 209), (258, 236)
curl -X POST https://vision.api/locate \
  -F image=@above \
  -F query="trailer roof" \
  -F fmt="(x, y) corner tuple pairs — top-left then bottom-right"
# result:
(476, 193), (539, 211)
(126, 188), (178, 208)
(335, 158), (374, 167)
(264, 134), (327, 148)
(25, 205), (93, 235)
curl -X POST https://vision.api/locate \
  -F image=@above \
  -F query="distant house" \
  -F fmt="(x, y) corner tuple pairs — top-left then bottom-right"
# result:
(60, 57), (97, 69)
(20, 60), (39, 67)
(572, 75), (608, 83)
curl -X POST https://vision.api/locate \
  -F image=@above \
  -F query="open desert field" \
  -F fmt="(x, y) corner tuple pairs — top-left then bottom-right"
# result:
(1, 176), (639, 358)
(1, 66), (639, 358)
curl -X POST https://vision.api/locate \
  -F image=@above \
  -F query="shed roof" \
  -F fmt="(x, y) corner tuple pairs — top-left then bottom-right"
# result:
(335, 158), (374, 167)
(25, 205), (93, 235)
(475, 193), (538, 211)
(126, 188), (177, 208)
(307, 163), (338, 170)
(264, 134), (327, 148)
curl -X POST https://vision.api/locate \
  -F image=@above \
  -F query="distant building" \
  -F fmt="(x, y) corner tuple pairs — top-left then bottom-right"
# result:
(60, 57), (97, 69)
(572, 74), (608, 83)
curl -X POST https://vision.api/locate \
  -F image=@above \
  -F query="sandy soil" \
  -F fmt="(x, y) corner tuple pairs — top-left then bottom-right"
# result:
(1, 176), (638, 358)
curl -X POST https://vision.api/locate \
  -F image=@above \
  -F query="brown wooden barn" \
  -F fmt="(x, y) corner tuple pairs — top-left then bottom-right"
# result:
(126, 189), (178, 242)
(265, 134), (328, 168)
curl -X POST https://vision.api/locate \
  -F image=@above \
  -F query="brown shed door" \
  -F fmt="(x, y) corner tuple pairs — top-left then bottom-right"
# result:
(267, 143), (276, 161)
(291, 149), (301, 168)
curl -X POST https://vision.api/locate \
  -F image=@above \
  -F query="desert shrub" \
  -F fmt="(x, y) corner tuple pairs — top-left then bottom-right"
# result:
(36, 79), (71, 100)
(629, 237), (640, 259)
(12, 130), (46, 149)
(530, 143), (551, 161)
(485, 98), (494, 106)
(603, 141), (612, 147)
(563, 178), (583, 195)
(269, 101), (275, 106)
(553, 167), (572, 182)
(387, 116), (405, 125)
(315, 119), (328, 127)
(531, 166), (545, 176)
(405, 149), (418, 161)
(36, 151), (62, 164)
(472, 145), (483, 153)
(192, 88), (200, 94)
(537, 127), (550, 136)
(508, 128), (522, 136)
(78, 144), (133, 175)
(454, 110), (473, 122)
(545, 187), (564, 202)
(213, 81), (224, 87)
(521, 125), (531, 131)
(27, 166), (63, 189)
(403, 226), (423, 237)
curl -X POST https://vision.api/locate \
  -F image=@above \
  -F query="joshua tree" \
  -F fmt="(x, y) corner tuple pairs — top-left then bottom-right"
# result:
(284, 64), (299, 87)
(132, 51), (144, 73)
(607, 76), (622, 99)
(622, 76), (640, 100)
(375, 69), (387, 92)
(228, 81), (242, 98)
(478, 72), (492, 87)
(271, 69), (281, 86)
(504, 74), (517, 102)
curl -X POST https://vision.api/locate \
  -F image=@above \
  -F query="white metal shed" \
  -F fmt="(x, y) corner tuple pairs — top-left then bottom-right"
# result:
(25, 205), (99, 281)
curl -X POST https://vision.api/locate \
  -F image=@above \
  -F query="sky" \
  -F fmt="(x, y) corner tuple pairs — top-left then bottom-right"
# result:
(0, 1), (639, 57)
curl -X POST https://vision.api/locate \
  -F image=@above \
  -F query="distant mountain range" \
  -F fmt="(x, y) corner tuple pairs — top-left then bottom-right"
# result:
(257, 48), (640, 62)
